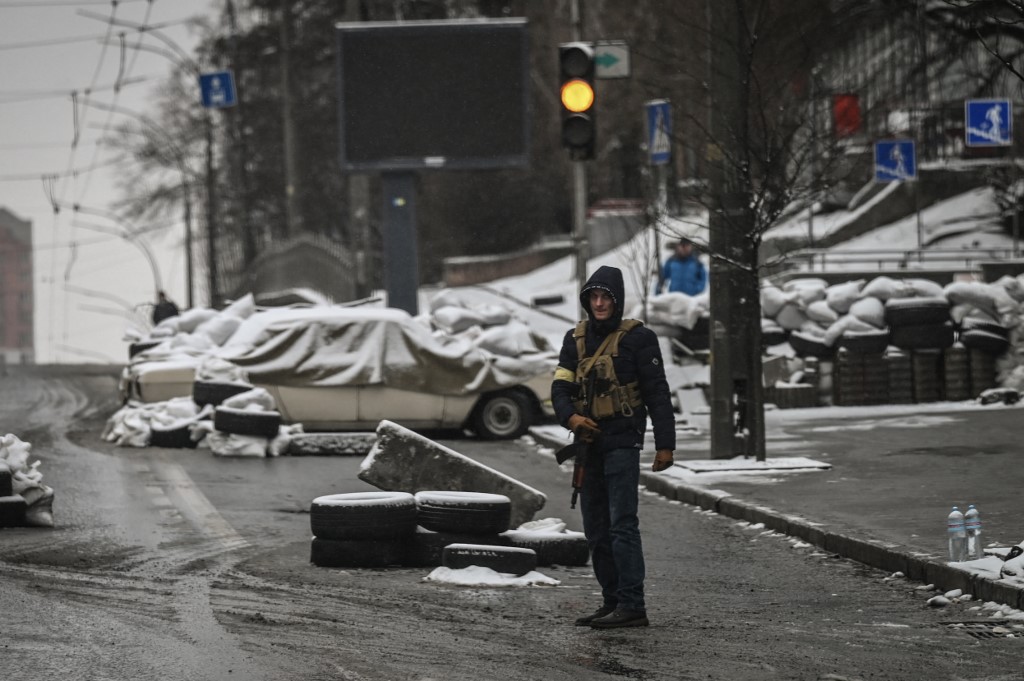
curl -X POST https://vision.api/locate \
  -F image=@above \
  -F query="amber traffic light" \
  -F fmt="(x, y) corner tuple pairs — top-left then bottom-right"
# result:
(559, 42), (595, 160)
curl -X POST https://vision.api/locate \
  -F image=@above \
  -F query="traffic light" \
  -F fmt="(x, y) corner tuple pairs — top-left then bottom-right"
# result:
(559, 42), (595, 160)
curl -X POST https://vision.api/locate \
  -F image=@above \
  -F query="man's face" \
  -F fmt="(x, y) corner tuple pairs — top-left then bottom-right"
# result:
(589, 290), (615, 321)
(676, 242), (692, 257)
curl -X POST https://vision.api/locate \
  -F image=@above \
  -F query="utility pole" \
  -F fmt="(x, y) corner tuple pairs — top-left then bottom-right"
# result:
(280, 0), (299, 237)
(707, 0), (765, 461)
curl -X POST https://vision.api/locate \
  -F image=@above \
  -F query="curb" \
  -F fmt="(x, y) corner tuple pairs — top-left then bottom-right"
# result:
(527, 426), (1024, 611)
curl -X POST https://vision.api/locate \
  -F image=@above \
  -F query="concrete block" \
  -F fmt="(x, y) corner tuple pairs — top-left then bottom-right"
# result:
(287, 432), (377, 456)
(639, 471), (676, 500)
(970, 575), (1024, 610)
(786, 517), (827, 548)
(359, 420), (546, 527)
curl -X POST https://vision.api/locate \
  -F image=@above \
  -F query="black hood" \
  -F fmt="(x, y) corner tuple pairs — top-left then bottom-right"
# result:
(580, 265), (625, 333)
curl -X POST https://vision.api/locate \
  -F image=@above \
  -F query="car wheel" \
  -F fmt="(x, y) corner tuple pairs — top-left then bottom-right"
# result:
(441, 543), (537, 576)
(415, 491), (512, 535)
(502, 530), (590, 567)
(310, 537), (406, 568)
(471, 390), (531, 440)
(213, 406), (282, 438)
(193, 380), (253, 407)
(310, 492), (418, 541)
(837, 329), (890, 354)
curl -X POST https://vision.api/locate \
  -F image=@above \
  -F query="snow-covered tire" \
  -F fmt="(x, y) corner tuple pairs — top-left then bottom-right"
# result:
(405, 528), (511, 567)
(837, 329), (890, 355)
(960, 319), (1009, 339)
(502, 530), (589, 567)
(149, 423), (198, 449)
(788, 331), (834, 359)
(890, 322), (955, 350)
(0, 495), (28, 527)
(471, 391), (532, 440)
(960, 329), (1010, 356)
(213, 406), (282, 438)
(129, 340), (162, 358)
(883, 297), (950, 327)
(192, 380), (254, 407)
(310, 492), (418, 540)
(415, 491), (512, 535)
(761, 325), (788, 347)
(442, 543), (537, 576)
(310, 537), (406, 568)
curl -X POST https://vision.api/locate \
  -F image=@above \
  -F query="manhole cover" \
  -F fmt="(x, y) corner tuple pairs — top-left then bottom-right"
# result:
(943, 621), (1024, 639)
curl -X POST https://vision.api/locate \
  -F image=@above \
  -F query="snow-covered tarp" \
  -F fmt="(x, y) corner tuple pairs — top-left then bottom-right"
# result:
(220, 307), (556, 395)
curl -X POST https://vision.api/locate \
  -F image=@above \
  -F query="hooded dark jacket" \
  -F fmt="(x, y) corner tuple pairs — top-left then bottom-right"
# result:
(551, 266), (676, 453)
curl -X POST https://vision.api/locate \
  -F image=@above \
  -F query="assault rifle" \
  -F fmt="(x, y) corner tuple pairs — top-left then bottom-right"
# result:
(554, 372), (608, 509)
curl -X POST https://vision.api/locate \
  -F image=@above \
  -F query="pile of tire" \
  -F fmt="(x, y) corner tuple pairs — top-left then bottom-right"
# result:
(309, 490), (590, 574)
(148, 379), (260, 449)
(942, 343), (971, 402)
(911, 349), (944, 403)
(885, 350), (914, 404)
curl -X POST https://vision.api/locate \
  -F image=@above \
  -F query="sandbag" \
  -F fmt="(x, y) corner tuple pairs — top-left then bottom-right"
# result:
(761, 286), (792, 318)
(848, 297), (885, 328)
(775, 303), (809, 331)
(824, 314), (877, 347)
(806, 300), (839, 325)
(906, 278), (945, 299)
(861, 276), (913, 301)
(825, 279), (865, 314)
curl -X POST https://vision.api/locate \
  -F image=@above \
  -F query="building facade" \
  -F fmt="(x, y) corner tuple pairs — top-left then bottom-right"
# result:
(0, 208), (34, 364)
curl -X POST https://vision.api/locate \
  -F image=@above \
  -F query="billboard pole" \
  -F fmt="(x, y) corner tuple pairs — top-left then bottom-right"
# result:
(380, 172), (420, 315)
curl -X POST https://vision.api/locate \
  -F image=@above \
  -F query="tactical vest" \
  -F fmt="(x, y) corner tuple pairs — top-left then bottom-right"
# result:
(571, 319), (645, 419)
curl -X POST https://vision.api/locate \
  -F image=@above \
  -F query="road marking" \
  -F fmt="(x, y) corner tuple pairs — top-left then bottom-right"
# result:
(152, 462), (248, 551)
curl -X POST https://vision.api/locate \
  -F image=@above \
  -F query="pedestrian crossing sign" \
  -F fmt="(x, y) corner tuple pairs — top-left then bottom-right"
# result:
(646, 99), (672, 166)
(874, 139), (916, 182)
(965, 99), (1012, 147)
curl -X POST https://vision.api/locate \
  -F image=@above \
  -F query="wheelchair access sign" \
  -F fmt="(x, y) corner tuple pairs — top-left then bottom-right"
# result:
(874, 139), (916, 182)
(965, 99), (1012, 147)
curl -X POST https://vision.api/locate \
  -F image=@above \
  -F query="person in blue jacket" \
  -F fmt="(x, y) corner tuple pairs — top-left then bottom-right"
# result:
(655, 238), (707, 296)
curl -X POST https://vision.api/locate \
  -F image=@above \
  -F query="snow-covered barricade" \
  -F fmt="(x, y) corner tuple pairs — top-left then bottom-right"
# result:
(0, 434), (54, 528)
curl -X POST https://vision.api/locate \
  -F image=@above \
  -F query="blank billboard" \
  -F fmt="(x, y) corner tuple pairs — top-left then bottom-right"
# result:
(335, 18), (530, 171)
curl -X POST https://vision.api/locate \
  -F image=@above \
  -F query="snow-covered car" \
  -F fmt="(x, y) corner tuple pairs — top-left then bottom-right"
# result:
(120, 306), (556, 439)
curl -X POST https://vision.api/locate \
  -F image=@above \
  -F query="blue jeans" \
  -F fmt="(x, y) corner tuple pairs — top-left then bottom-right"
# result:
(580, 447), (645, 613)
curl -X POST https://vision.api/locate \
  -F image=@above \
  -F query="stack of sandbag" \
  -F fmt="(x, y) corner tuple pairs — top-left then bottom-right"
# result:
(124, 294), (259, 363)
(0, 434), (54, 528)
(102, 396), (211, 448)
(423, 289), (555, 356)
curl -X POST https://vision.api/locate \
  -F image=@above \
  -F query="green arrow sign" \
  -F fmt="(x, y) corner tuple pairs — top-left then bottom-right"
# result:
(594, 41), (630, 79)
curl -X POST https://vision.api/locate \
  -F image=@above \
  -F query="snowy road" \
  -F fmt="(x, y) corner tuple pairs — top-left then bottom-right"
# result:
(1, 368), (1021, 680)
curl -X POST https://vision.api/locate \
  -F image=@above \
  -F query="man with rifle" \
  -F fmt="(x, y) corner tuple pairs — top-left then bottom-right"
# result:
(551, 265), (676, 629)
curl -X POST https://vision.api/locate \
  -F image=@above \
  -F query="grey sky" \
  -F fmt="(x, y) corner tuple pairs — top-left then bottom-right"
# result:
(0, 0), (215, 363)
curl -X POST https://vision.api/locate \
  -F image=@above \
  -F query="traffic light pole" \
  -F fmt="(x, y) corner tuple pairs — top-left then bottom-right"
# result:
(573, 162), (588, 298)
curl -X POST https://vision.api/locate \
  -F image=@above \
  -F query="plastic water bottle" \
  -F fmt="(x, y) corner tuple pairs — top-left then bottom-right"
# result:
(964, 505), (983, 560)
(947, 506), (967, 562)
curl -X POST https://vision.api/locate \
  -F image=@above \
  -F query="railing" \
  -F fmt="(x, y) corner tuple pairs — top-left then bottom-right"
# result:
(784, 248), (1020, 273)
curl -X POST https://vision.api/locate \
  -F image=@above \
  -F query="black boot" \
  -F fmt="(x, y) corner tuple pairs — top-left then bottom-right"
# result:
(574, 605), (616, 626)
(589, 609), (649, 629)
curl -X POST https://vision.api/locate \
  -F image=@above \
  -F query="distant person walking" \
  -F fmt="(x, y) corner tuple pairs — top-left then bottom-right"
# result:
(152, 291), (180, 325)
(655, 238), (707, 296)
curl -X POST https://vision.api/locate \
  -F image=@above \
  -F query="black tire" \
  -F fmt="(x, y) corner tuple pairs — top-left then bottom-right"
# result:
(502, 530), (590, 567)
(193, 380), (254, 407)
(837, 330), (890, 355)
(890, 322), (955, 350)
(0, 466), (12, 497)
(129, 340), (163, 358)
(761, 325), (788, 347)
(471, 391), (532, 440)
(149, 423), (198, 449)
(406, 528), (512, 567)
(788, 331), (834, 359)
(959, 319), (1009, 339)
(441, 543), (538, 577)
(415, 491), (512, 535)
(884, 297), (951, 327)
(214, 406), (282, 438)
(0, 495), (27, 528)
(310, 492), (418, 540)
(310, 537), (406, 568)
(960, 329), (1010, 356)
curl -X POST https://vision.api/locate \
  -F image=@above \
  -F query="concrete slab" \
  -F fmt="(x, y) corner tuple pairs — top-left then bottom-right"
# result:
(359, 420), (547, 526)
